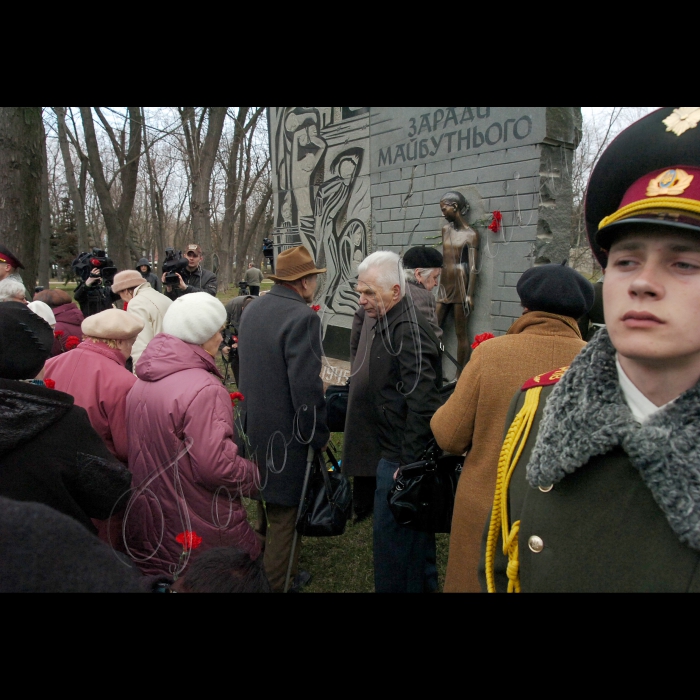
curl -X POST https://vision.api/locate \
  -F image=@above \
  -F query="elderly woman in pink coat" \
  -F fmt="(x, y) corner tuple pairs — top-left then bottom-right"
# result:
(124, 293), (260, 577)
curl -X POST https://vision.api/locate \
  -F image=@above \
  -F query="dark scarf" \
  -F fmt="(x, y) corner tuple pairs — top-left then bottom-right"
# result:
(526, 328), (700, 550)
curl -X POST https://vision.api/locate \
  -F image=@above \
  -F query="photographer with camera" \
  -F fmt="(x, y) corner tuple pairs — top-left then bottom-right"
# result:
(73, 249), (117, 318)
(162, 243), (217, 300)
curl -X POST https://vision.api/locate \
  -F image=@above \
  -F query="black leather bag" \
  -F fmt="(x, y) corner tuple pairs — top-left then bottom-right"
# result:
(387, 440), (463, 533)
(296, 449), (352, 537)
(325, 381), (349, 432)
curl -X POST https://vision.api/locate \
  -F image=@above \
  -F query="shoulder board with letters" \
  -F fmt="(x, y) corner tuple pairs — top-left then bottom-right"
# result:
(521, 366), (569, 391)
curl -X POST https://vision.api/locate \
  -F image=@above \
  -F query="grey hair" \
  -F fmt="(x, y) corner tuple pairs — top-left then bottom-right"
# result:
(403, 267), (435, 283)
(358, 251), (405, 298)
(0, 278), (26, 302)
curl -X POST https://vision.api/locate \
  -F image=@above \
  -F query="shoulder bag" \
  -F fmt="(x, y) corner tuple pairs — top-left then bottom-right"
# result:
(296, 448), (352, 537)
(387, 439), (463, 533)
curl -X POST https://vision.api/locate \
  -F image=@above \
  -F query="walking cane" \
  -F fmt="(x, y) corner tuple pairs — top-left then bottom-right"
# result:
(284, 444), (315, 593)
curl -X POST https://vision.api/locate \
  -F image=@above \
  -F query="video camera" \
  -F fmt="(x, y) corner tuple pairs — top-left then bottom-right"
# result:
(237, 280), (249, 295)
(72, 248), (117, 285)
(162, 248), (189, 286)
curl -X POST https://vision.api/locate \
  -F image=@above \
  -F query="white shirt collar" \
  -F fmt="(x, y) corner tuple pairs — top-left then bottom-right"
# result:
(615, 354), (675, 424)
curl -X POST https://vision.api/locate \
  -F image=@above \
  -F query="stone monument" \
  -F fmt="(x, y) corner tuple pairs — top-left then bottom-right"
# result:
(268, 107), (581, 373)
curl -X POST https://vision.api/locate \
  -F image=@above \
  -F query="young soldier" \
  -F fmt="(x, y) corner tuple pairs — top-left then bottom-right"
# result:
(484, 107), (700, 592)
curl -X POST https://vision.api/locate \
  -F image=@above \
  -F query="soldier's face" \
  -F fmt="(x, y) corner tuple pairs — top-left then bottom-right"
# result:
(605, 230), (700, 369)
(0, 263), (13, 281)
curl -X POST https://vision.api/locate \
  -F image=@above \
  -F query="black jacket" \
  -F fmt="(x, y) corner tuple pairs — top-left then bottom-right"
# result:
(367, 295), (442, 465)
(165, 265), (217, 300)
(238, 285), (329, 507)
(0, 379), (132, 533)
(73, 280), (115, 317)
(136, 258), (162, 293)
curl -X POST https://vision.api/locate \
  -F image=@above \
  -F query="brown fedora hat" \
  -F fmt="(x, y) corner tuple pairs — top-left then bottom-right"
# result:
(268, 245), (326, 282)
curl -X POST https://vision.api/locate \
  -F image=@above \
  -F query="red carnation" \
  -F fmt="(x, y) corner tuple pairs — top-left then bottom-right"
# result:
(230, 391), (245, 406)
(54, 330), (65, 338)
(488, 210), (503, 233)
(311, 304), (321, 312)
(65, 336), (80, 350)
(471, 332), (495, 350)
(123, 301), (128, 311)
(175, 531), (202, 552)
(44, 378), (56, 389)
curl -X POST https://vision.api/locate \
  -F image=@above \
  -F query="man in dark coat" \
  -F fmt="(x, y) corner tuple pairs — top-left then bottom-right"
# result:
(237, 245), (329, 592)
(484, 107), (700, 592)
(136, 257), (162, 292)
(162, 243), (217, 299)
(356, 251), (443, 593)
(0, 302), (132, 535)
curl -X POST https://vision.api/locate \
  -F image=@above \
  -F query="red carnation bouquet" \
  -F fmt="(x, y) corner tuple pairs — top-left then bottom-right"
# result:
(471, 332), (495, 350)
(230, 391), (244, 407)
(488, 210), (503, 233)
(44, 378), (56, 390)
(64, 336), (80, 350)
(174, 530), (202, 579)
(311, 304), (321, 312)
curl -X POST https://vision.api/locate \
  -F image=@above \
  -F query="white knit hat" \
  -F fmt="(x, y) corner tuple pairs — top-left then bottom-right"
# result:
(163, 293), (226, 345)
(27, 300), (56, 328)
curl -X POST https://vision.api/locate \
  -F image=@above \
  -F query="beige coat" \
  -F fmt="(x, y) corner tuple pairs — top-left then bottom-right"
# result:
(127, 283), (172, 368)
(430, 311), (586, 592)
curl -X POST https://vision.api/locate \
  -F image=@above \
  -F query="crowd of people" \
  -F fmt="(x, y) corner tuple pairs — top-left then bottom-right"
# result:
(2, 107), (700, 593)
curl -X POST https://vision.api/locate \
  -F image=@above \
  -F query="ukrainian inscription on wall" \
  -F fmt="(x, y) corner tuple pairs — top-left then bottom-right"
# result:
(371, 107), (544, 170)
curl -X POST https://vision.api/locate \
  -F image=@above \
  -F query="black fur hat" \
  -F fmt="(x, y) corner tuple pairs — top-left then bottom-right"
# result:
(517, 263), (594, 320)
(0, 302), (54, 380)
(403, 245), (444, 269)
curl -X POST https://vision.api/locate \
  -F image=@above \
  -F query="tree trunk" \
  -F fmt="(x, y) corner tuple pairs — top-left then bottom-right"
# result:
(0, 107), (43, 293)
(80, 107), (142, 272)
(39, 117), (51, 288)
(54, 107), (88, 252)
(179, 107), (227, 270)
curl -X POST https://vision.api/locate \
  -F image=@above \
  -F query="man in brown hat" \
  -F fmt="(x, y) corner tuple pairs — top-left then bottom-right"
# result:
(237, 245), (330, 592)
(162, 243), (217, 300)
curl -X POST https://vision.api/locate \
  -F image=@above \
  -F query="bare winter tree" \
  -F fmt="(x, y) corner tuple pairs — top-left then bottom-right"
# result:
(53, 107), (89, 253)
(79, 107), (143, 271)
(178, 107), (227, 268)
(0, 107), (43, 292)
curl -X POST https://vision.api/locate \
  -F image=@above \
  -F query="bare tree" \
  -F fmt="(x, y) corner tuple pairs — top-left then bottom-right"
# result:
(53, 107), (89, 253)
(177, 107), (227, 268)
(38, 115), (51, 288)
(0, 107), (43, 292)
(79, 107), (142, 271)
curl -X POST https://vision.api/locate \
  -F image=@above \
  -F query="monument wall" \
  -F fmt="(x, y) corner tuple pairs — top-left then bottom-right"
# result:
(269, 107), (581, 369)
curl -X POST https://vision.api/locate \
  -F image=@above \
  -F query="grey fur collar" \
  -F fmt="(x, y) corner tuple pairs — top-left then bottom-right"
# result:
(526, 328), (700, 550)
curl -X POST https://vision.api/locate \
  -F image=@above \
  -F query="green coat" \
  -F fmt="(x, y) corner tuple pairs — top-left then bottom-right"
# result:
(482, 329), (700, 593)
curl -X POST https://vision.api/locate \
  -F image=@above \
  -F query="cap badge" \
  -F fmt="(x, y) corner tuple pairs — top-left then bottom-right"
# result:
(646, 168), (694, 197)
(663, 108), (700, 137)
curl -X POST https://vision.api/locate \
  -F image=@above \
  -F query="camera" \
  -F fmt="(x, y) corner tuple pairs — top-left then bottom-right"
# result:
(72, 248), (117, 285)
(162, 247), (189, 286)
(237, 280), (249, 295)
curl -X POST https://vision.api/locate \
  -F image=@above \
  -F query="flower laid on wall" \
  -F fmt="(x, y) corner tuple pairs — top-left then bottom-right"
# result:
(488, 210), (503, 233)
